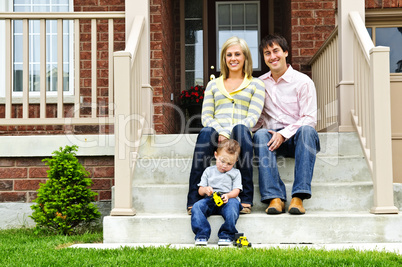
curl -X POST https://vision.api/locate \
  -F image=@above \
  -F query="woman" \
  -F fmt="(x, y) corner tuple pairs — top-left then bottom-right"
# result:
(187, 36), (265, 214)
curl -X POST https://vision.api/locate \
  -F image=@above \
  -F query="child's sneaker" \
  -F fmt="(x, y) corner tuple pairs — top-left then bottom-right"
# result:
(195, 238), (208, 246)
(218, 238), (232, 246)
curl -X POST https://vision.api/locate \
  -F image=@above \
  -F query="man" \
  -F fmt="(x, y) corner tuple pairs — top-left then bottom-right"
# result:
(253, 34), (320, 215)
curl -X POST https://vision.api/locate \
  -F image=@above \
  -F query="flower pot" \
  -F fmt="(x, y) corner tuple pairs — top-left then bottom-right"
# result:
(186, 104), (203, 133)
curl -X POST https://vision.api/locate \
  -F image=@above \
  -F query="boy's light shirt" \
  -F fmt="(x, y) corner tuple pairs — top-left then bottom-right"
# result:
(254, 65), (317, 139)
(197, 165), (242, 202)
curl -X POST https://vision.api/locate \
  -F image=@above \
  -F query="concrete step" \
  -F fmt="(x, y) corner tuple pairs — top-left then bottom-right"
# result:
(131, 182), (374, 213)
(137, 132), (364, 158)
(103, 212), (402, 244)
(133, 156), (371, 185)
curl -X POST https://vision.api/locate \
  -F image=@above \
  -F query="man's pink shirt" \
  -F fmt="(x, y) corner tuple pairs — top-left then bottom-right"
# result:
(253, 65), (317, 139)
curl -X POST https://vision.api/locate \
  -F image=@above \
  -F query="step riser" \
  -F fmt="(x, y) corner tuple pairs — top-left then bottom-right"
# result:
(131, 183), (374, 213)
(137, 133), (363, 159)
(103, 214), (402, 244)
(134, 157), (371, 185)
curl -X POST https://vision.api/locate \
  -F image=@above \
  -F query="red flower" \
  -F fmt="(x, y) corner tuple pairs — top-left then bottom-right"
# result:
(179, 85), (205, 107)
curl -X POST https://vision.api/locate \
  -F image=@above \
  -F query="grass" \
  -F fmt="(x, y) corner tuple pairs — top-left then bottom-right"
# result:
(0, 228), (401, 266)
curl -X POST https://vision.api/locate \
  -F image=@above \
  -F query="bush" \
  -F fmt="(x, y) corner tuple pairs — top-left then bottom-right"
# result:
(30, 145), (101, 235)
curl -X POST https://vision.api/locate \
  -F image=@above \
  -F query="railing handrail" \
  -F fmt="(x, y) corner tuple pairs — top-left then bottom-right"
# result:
(349, 11), (374, 64)
(308, 26), (338, 65)
(0, 12), (125, 19)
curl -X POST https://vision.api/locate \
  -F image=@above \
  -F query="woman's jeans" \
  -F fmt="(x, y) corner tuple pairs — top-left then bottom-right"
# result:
(191, 197), (242, 240)
(253, 126), (320, 203)
(186, 125), (254, 208)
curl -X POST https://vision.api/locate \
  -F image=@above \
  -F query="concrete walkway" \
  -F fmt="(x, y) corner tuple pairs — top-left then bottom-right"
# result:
(70, 243), (402, 255)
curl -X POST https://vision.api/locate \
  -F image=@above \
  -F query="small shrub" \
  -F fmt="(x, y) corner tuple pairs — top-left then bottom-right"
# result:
(30, 145), (101, 235)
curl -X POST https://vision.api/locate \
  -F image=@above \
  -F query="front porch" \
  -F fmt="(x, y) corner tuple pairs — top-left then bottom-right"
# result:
(0, 0), (401, 243)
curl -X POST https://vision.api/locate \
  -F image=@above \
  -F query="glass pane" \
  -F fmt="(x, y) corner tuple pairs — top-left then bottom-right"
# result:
(367, 27), (372, 39)
(14, 6), (30, 12)
(52, 5), (69, 12)
(13, 64), (23, 92)
(185, 71), (195, 90)
(218, 4), (230, 26)
(33, 6), (50, 12)
(63, 63), (69, 91)
(375, 27), (402, 73)
(31, 63), (40, 91)
(185, 0), (202, 19)
(232, 4), (244, 26)
(14, 20), (23, 33)
(14, 35), (23, 62)
(15, 0), (31, 4)
(47, 64), (57, 91)
(185, 20), (203, 44)
(32, 35), (40, 62)
(245, 4), (258, 25)
(33, 0), (49, 4)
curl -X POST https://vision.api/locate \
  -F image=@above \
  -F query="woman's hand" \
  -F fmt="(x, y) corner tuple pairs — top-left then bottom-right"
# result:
(218, 135), (228, 143)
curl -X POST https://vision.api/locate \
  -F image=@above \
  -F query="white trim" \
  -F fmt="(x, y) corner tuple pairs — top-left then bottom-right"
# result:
(0, 134), (115, 157)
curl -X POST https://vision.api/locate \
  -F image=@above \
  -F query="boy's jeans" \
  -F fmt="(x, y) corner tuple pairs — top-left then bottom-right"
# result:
(187, 125), (254, 208)
(253, 125), (320, 203)
(191, 197), (242, 240)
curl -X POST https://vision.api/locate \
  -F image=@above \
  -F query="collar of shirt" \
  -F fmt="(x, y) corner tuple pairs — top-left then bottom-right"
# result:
(259, 65), (294, 84)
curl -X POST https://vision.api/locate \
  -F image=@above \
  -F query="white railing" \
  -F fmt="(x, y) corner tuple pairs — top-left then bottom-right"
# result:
(349, 12), (398, 214)
(309, 27), (339, 132)
(110, 16), (148, 216)
(0, 12), (125, 126)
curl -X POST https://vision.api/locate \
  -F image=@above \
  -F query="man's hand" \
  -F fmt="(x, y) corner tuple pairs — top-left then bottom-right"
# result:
(267, 130), (285, 151)
(221, 193), (229, 204)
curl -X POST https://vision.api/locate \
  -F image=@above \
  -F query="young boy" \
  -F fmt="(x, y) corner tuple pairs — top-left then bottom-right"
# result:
(191, 139), (243, 246)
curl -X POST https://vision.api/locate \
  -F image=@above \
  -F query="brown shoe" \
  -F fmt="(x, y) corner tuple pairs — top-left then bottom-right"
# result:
(265, 198), (285, 214)
(288, 197), (305, 215)
(240, 204), (252, 214)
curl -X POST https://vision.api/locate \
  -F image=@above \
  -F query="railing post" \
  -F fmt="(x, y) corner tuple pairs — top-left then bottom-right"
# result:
(110, 51), (136, 216)
(338, 0), (364, 132)
(369, 47), (398, 214)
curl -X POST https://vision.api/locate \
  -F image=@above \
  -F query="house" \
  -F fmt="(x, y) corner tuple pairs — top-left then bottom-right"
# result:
(1, 0), (402, 243)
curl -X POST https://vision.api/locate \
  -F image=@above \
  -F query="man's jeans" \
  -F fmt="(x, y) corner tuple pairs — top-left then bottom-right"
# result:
(253, 126), (320, 203)
(191, 197), (242, 240)
(186, 125), (254, 207)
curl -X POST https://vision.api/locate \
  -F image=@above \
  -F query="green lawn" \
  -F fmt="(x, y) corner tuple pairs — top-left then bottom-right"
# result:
(1, 228), (401, 266)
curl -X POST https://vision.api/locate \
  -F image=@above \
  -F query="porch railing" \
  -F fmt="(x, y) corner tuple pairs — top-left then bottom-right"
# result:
(110, 16), (148, 216)
(0, 12), (125, 126)
(309, 27), (339, 132)
(348, 11), (398, 214)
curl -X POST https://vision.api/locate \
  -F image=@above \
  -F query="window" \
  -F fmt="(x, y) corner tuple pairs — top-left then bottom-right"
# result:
(216, 1), (260, 71)
(366, 26), (402, 73)
(184, 0), (204, 89)
(366, 10), (402, 74)
(13, 0), (73, 93)
(0, 0), (74, 97)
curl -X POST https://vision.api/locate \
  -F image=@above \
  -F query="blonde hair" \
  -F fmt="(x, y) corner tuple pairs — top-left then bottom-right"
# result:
(219, 36), (253, 79)
(216, 139), (241, 157)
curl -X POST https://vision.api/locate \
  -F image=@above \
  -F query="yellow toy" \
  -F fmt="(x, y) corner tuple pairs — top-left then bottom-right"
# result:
(212, 192), (224, 207)
(234, 233), (252, 248)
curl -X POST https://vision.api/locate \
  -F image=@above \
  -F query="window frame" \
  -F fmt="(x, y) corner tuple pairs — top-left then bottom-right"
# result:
(366, 9), (402, 82)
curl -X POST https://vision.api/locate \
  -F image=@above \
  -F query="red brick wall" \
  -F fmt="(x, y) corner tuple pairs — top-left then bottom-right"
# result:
(366, 0), (402, 8)
(0, 157), (113, 202)
(151, 0), (181, 134)
(290, 0), (337, 74)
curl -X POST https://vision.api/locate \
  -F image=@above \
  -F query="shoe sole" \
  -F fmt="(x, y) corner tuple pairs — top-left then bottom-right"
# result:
(288, 207), (305, 215)
(266, 207), (285, 214)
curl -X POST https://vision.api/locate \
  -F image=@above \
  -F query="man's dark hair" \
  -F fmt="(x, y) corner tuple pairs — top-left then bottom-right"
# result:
(259, 34), (289, 55)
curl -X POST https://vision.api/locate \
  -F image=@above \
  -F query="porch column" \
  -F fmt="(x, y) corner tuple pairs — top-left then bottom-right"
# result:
(337, 0), (364, 132)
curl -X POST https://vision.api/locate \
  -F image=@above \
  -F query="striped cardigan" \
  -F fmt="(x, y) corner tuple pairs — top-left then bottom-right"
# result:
(201, 75), (265, 138)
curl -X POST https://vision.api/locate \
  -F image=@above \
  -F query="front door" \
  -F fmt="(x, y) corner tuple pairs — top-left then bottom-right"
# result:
(206, 0), (270, 82)
(182, 0), (290, 90)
